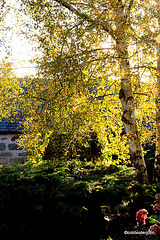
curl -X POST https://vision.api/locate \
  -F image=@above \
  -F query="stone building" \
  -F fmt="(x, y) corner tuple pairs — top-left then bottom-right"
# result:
(0, 119), (25, 165)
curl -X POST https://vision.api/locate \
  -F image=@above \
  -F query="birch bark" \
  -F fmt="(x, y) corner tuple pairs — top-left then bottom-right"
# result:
(114, 3), (148, 183)
(117, 42), (148, 183)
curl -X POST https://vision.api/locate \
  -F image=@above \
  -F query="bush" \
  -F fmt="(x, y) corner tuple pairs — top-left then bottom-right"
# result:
(0, 160), (136, 238)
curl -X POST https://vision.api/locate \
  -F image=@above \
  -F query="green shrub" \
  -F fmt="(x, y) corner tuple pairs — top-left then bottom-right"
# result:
(0, 160), (136, 238)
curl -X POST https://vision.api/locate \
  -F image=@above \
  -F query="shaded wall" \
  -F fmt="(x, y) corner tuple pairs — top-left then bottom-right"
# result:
(0, 133), (25, 164)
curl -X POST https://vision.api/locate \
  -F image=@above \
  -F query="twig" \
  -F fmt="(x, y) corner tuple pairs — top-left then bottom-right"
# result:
(148, 217), (160, 224)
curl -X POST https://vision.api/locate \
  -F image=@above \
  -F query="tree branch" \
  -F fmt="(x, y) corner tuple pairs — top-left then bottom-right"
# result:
(132, 65), (157, 71)
(133, 92), (150, 97)
(54, 0), (116, 40)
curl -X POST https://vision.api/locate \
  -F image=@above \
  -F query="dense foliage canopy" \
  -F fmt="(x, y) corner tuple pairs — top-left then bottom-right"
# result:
(0, 0), (160, 182)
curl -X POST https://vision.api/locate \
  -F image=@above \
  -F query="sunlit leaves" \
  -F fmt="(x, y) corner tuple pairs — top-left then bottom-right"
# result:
(0, 61), (24, 119)
(0, 0), (159, 166)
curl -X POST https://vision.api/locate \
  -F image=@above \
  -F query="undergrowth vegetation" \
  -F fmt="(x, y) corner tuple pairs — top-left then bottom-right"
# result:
(0, 159), (158, 239)
(0, 160), (159, 239)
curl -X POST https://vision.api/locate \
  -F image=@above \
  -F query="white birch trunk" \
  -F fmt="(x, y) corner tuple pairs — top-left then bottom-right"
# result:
(114, 5), (148, 184)
(117, 44), (148, 183)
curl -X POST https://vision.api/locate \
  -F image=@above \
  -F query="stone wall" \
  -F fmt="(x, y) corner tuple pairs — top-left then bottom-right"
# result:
(0, 133), (25, 165)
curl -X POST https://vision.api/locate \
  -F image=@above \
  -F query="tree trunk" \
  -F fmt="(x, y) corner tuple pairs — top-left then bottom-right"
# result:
(154, 1), (160, 183)
(117, 41), (148, 184)
(114, 3), (148, 183)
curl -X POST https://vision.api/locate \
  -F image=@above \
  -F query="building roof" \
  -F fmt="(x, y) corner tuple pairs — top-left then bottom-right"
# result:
(0, 118), (23, 133)
(0, 79), (25, 133)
